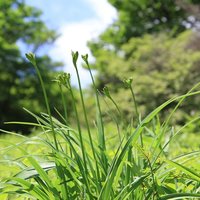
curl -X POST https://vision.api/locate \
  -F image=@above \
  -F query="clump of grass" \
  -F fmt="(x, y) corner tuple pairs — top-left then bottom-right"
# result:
(0, 52), (200, 199)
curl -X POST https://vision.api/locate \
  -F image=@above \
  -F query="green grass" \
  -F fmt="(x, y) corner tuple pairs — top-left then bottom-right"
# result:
(0, 52), (200, 199)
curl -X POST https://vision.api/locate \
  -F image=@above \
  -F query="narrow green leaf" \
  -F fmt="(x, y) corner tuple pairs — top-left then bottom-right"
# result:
(15, 162), (56, 180)
(114, 174), (149, 200)
(9, 177), (49, 200)
(160, 193), (200, 200)
(166, 159), (200, 182)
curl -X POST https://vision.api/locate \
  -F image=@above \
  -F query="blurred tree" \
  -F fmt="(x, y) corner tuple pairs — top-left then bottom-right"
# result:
(88, 0), (200, 123)
(0, 0), (69, 132)
(90, 0), (200, 49)
(95, 31), (200, 122)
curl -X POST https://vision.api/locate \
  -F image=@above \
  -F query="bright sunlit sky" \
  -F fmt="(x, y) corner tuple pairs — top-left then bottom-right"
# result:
(24, 0), (117, 87)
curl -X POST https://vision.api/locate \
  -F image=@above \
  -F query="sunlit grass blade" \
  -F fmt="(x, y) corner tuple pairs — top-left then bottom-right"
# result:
(14, 162), (56, 180)
(160, 193), (200, 200)
(166, 159), (200, 182)
(114, 174), (149, 200)
(8, 177), (50, 200)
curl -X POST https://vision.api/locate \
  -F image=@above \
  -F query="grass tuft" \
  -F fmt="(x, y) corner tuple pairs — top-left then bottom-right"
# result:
(0, 52), (200, 199)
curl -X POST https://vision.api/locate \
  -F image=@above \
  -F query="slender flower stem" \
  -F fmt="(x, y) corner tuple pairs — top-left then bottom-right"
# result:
(72, 51), (101, 192)
(26, 53), (58, 149)
(69, 85), (88, 173)
(126, 79), (143, 147)
(130, 86), (143, 147)
(82, 54), (108, 174)
(103, 86), (123, 143)
(59, 85), (68, 124)
(130, 86), (139, 122)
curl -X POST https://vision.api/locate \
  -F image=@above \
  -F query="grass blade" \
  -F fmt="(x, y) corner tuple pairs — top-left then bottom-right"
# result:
(166, 159), (200, 182)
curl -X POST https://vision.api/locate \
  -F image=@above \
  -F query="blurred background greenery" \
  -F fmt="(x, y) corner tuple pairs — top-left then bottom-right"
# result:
(1, 0), (200, 134)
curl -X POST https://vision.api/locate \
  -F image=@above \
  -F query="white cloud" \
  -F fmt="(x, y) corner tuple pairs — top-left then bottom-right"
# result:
(49, 0), (117, 87)
(85, 0), (117, 24)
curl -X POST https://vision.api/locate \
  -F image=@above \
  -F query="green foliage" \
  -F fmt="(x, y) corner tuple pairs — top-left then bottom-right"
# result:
(0, 53), (200, 199)
(88, 31), (200, 123)
(91, 0), (200, 48)
(88, 0), (200, 125)
(0, 0), (66, 133)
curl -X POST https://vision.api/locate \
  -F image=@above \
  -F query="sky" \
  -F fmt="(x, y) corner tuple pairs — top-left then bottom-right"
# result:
(25, 0), (117, 87)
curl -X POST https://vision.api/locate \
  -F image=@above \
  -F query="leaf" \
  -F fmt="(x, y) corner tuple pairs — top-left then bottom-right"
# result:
(15, 162), (56, 180)
(160, 193), (200, 200)
(114, 174), (149, 200)
(166, 159), (200, 182)
(9, 177), (49, 200)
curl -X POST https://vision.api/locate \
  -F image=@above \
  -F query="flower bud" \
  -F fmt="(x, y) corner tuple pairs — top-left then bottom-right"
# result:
(103, 86), (111, 99)
(25, 52), (36, 65)
(71, 51), (79, 67)
(124, 77), (133, 88)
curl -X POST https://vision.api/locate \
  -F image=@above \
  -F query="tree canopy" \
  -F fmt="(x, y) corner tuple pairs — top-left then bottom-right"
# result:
(0, 0), (68, 132)
(88, 0), (200, 124)
(90, 0), (200, 48)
